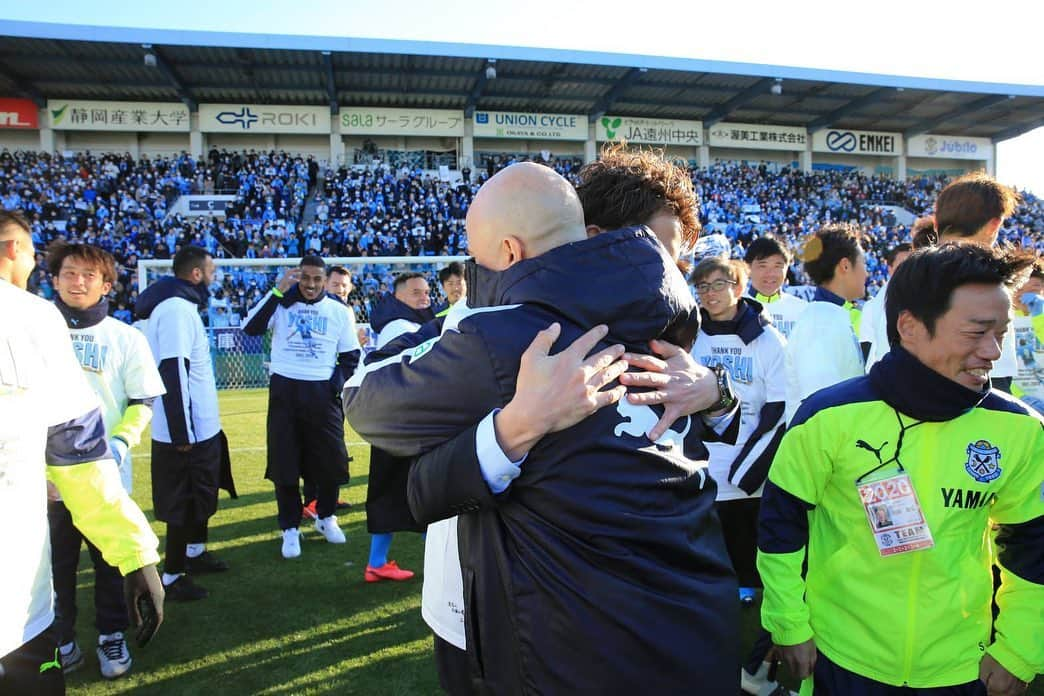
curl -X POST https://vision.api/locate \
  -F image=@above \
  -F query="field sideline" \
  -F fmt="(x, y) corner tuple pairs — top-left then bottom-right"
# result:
(62, 389), (1039, 695)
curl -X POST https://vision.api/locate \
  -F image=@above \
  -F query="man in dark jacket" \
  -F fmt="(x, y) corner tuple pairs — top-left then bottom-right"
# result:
(345, 163), (740, 694)
(361, 275), (436, 582)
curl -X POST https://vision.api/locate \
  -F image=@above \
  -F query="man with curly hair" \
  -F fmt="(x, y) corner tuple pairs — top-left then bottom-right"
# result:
(576, 143), (701, 262)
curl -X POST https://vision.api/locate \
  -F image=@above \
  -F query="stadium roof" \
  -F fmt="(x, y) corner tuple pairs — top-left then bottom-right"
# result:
(1, 21), (1043, 143)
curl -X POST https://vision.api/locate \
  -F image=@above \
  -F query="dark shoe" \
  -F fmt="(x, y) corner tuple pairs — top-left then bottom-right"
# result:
(164, 574), (209, 601)
(185, 550), (229, 574)
(59, 641), (84, 674)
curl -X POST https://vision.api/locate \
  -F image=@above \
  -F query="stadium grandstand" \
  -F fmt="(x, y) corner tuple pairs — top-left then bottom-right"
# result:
(2, 21), (1043, 338)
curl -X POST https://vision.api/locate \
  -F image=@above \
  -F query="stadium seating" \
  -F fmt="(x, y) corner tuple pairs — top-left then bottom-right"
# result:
(5, 148), (1041, 325)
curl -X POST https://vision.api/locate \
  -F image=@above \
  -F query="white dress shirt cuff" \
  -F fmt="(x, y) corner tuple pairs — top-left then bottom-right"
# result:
(476, 409), (526, 494)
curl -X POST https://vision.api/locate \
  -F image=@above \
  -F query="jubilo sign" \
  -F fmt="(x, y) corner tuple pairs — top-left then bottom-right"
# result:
(0, 98), (39, 129)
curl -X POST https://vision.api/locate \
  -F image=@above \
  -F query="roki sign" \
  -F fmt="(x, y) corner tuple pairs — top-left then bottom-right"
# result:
(198, 104), (329, 134)
(0, 98), (39, 129)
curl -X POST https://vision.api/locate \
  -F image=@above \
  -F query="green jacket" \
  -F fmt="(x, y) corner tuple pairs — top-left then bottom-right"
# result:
(758, 346), (1044, 687)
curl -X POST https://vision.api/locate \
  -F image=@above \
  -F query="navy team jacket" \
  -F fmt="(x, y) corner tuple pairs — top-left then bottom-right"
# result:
(344, 227), (739, 695)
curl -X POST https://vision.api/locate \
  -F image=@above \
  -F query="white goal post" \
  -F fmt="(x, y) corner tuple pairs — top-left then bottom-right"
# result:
(137, 255), (469, 389)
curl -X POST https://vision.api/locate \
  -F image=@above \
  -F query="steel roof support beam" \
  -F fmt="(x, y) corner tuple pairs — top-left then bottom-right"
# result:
(991, 115), (1044, 143)
(806, 87), (892, 132)
(589, 68), (645, 123)
(904, 94), (1012, 138)
(0, 61), (45, 107)
(464, 63), (492, 118)
(702, 77), (777, 128)
(143, 45), (197, 111)
(322, 51), (337, 113)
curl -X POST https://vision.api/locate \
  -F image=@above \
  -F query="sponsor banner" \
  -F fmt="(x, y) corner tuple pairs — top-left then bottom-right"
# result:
(472, 111), (587, 141)
(198, 104), (329, 134)
(48, 100), (190, 131)
(708, 122), (807, 150)
(0, 98), (39, 129)
(813, 128), (901, 156)
(907, 134), (992, 160)
(340, 107), (464, 137)
(596, 116), (703, 146)
(188, 198), (233, 213)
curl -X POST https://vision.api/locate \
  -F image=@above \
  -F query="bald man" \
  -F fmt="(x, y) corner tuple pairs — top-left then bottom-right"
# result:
(345, 163), (739, 695)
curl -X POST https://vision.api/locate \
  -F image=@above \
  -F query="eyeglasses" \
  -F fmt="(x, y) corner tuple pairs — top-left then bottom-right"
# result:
(694, 279), (737, 294)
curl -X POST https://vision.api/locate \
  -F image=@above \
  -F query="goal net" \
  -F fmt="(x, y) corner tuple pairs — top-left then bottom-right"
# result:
(138, 255), (469, 390)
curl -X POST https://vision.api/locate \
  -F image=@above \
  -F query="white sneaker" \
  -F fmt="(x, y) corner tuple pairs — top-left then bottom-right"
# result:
(741, 663), (796, 696)
(315, 515), (346, 544)
(281, 528), (302, 558)
(97, 632), (132, 679)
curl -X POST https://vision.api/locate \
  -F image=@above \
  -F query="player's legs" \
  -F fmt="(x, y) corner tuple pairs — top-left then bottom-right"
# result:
(298, 380), (349, 544)
(267, 375), (304, 528)
(275, 485), (305, 531)
(47, 500), (84, 670)
(85, 539), (128, 636)
(161, 523), (208, 601)
(85, 540), (132, 679)
(716, 498), (762, 598)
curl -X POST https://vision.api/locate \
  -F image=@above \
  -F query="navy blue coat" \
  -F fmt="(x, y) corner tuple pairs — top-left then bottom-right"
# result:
(345, 227), (739, 695)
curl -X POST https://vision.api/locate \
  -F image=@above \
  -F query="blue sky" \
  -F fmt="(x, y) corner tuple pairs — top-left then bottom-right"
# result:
(6, 0), (1042, 193)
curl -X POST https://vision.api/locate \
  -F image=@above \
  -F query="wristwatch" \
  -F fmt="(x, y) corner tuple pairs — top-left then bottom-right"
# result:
(704, 365), (737, 413)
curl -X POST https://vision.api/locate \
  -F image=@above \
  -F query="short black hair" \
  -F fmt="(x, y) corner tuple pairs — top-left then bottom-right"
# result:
(884, 243), (913, 267)
(328, 265), (350, 277)
(300, 255), (326, 270)
(394, 272), (426, 291)
(744, 236), (792, 265)
(172, 245), (212, 279)
(438, 262), (464, 285)
(885, 243), (1035, 347)
(801, 224), (863, 285)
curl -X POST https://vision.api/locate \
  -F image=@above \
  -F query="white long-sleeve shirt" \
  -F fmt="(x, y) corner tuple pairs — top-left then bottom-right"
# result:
(785, 291), (864, 424)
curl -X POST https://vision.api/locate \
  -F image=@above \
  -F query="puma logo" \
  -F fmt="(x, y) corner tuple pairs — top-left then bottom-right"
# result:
(856, 439), (888, 466)
(614, 399), (691, 449)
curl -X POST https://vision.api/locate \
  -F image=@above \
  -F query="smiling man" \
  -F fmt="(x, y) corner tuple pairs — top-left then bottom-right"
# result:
(758, 243), (1044, 695)
(243, 255), (360, 559)
(48, 243), (165, 679)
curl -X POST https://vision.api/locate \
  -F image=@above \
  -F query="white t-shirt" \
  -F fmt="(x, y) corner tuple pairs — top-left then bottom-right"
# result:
(785, 299), (865, 425)
(69, 317), (166, 433)
(750, 291), (807, 340)
(1012, 313), (1044, 399)
(422, 517), (466, 649)
(860, 279), (890, 371)
(992, 315), (1018, 380)
(247, 291), (360, 381)
(68, 317), (166, 491)
(143, 296), (221, 443)
(692, 322), (787, 501)
(0, 280), (101, 657)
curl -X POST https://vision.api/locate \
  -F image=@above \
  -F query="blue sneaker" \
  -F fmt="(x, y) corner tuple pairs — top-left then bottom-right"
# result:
(739, 587), (757, 605)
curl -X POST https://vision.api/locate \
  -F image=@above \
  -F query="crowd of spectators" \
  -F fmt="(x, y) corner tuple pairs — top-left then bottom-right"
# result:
(5, 148), (1041, 327)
